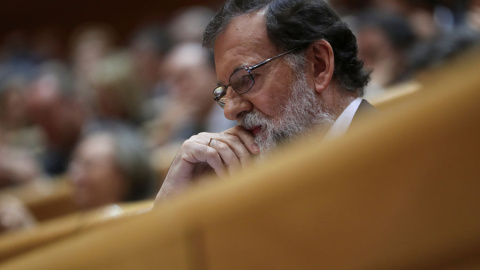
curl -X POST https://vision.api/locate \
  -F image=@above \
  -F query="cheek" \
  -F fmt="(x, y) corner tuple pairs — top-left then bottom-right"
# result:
(250, 79), (292, 117)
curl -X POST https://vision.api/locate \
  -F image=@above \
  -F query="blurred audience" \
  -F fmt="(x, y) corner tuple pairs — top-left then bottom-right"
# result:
(69, 125), (155, 211)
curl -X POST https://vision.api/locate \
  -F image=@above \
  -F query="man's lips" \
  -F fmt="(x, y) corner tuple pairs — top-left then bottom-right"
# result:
(249, 126), (262, 136)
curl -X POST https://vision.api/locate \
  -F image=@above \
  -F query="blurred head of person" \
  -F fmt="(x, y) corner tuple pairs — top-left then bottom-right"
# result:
(69, 125), (154, 210)
(168, 6), (215, 44)
(162, 43), (215, 109)
(26, 61), (85, 175)
(355, 10), (416, 87)
(91, 51), (143, 125)
(155, 43), (218, 144)
(129, 25), (171, 95)
(69, 24), (116, 103)
(70, 24), (116, 74)
(467, 0), (480, 32)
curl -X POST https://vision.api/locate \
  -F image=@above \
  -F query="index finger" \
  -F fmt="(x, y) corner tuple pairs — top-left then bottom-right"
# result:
(223, 126), (260, 155)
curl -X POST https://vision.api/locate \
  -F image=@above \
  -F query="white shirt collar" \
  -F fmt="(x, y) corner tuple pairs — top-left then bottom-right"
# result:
(323, 97), (363, 140)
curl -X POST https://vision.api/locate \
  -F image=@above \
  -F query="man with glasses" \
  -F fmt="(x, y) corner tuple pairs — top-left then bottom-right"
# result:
(156, 0), (374, 201)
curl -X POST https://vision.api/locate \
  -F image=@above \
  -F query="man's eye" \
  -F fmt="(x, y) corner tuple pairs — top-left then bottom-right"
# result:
(240, 75), (252, 86)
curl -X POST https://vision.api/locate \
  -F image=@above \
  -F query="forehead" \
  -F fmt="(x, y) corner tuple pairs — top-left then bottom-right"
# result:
(213, 11), (277, 82)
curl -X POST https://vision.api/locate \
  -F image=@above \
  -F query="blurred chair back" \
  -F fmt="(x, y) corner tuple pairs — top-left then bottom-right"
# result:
(372, 47), (480, 111)
(0, 178), (77, 222)
(0, 200), (153, 262)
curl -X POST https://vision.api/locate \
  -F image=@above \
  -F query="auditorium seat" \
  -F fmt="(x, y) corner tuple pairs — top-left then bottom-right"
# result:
(0, 200), (153, 263)
(370, 80), (421, 110)
(0, 49), (479, 270)
(372, 47), (480, 112)
(0, 177), (77, 222)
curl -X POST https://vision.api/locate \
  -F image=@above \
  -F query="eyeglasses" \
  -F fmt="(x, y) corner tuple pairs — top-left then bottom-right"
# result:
(213, 49), (296, 108)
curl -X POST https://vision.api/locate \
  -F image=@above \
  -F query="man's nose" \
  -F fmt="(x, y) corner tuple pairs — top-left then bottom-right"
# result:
(223, 89), (253, 121)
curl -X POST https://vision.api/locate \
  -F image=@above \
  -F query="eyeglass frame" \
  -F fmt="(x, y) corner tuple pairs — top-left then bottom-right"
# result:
(213, 48), (297, 108)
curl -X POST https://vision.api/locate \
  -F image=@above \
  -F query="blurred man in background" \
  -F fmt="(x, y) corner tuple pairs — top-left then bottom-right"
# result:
(26, 62), (85, 176)
(70, 25), (116, 111)
(89, 51), (144, 127)
(129, 24), (171, 121)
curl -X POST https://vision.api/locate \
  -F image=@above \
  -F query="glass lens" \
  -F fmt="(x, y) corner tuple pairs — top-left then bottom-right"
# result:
(230, 69), (254, 95)
(217, 96), (226, 108)
(213, 86), (225, 98)
(213, 86), (227, 108)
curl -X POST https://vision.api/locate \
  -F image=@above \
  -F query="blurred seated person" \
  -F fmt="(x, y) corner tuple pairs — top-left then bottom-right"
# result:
(129, 25), (171, 121)
(149, 43), (234, 148)
(156, 0), (374, 201)
(69, 24), (116, 110)
(129, 24), (170, 97)
(26, 62), (85, 176)
(354, 10), (416, 99)
(69, 125), (155, 210)
(0, 78), (43, 188)
(0, 78), (31, 146)
(90, 52), (144, 127)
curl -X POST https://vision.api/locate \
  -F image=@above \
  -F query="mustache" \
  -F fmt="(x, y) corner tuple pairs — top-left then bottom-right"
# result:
(238, 111), (271, 130)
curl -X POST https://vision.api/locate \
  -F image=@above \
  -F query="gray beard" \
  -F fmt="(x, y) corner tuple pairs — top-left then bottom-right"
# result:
(238, 73), (335, 154)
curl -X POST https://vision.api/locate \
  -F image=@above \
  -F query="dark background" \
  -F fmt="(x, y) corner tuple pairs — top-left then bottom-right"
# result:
(0, 0), (224, 45)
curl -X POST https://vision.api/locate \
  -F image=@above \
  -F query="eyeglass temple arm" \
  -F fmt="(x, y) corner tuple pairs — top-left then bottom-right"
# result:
(248, 49), (297, 70)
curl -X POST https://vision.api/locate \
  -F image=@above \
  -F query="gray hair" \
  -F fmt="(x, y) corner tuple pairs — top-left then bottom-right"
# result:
(203, 0), (370, 95)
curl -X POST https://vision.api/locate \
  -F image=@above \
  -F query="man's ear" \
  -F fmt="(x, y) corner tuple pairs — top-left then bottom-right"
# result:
(309, 40), (335, 94)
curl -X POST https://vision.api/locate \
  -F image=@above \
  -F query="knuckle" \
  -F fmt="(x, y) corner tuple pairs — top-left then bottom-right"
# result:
(189, 134), (199, 141)
(217, 142), (229, 151)
(183, 140), (195, 148)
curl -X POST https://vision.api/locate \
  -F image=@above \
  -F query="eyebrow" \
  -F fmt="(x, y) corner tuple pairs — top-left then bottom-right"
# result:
(215, 80), (226, 87)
